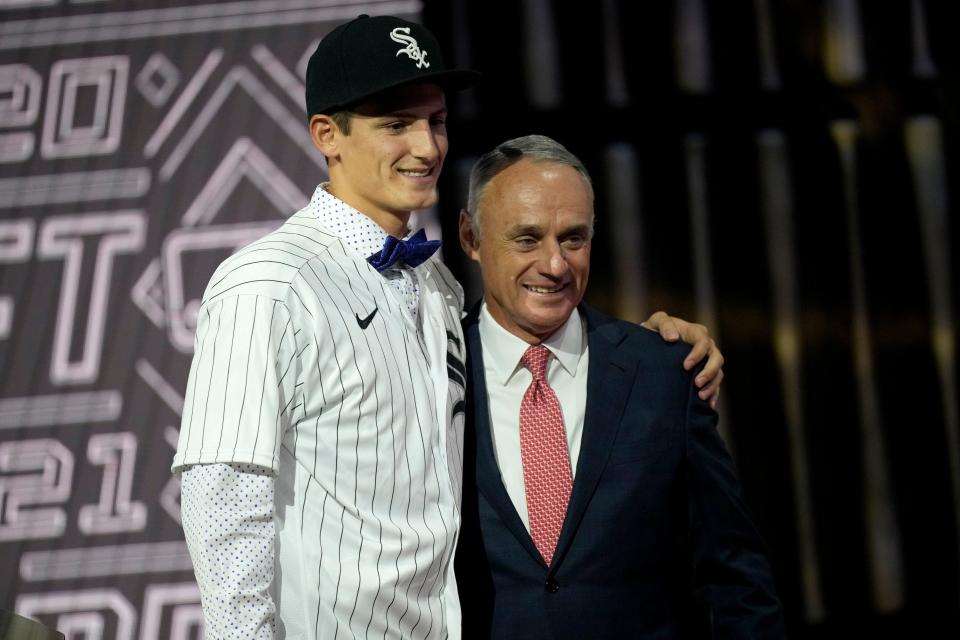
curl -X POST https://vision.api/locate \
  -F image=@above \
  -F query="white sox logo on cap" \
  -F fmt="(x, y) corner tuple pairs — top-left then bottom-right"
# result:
(390, 27), (430, 69)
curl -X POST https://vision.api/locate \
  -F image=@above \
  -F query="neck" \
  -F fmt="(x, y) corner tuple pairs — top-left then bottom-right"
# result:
(484, 306), (560, 346)
(368, 209), (411, 238)
(325, 184), (411, 238)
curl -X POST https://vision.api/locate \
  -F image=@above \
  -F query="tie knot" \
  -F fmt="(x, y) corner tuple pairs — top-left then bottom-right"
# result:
(521, 345), (551, 382)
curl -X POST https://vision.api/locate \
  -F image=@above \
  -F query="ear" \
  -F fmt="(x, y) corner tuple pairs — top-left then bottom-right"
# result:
(459, 209), (481, 262)
(309, 114), (338, 158)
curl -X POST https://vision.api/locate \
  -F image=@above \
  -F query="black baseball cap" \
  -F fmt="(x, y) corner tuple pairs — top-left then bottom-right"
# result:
(306, 14), (480, 117)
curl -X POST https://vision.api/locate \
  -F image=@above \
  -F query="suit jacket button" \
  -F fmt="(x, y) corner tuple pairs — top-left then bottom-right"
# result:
(544, 578), (560, 593)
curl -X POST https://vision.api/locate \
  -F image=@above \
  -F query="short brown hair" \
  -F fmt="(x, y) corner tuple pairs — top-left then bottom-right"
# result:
(330, 110), (353, 135)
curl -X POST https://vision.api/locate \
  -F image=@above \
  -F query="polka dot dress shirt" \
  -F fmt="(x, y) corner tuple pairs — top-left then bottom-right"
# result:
(180, 463), (275, 638)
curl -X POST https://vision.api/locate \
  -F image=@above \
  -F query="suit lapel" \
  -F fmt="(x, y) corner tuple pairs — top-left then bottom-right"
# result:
(553, 305), (638, 564)
(464, 311), (546, 566)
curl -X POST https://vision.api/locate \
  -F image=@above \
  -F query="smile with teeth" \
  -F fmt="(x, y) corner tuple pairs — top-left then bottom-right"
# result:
(525, 283), (567, 294)
(398, 168), (432, 177)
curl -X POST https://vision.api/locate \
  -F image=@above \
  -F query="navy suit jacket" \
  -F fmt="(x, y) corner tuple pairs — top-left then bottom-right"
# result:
(455, 304), (784, 639)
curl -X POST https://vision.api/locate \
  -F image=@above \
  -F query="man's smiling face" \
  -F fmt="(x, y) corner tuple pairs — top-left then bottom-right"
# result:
(324, 82), (448, 234)
(464, 158), (593, 344)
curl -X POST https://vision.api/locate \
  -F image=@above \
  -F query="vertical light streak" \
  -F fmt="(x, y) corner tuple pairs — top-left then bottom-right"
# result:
(753, 0), (782, 90)
(520, 0), (562, 108)
(675, 0), (712, 93)
(830, 119), (904, 612)
(823, 0), (865, 84)
(757, 129), (825, 622)
(904, 115), (959, 602)
(683, 133), (731, 448)
(603, 143), (645, 323)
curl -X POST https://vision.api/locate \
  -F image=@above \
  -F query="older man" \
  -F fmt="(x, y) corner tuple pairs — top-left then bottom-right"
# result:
(456, 135), (784, 638)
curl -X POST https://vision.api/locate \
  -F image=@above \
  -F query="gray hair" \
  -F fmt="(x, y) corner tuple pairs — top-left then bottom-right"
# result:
(465, 134), (594, 235)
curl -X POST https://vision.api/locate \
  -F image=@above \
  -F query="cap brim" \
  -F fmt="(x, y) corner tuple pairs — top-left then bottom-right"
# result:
(317, 68), (481, 114)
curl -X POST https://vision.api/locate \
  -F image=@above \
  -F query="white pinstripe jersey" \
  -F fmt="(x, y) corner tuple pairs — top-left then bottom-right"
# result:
(173, 191), (467, 640)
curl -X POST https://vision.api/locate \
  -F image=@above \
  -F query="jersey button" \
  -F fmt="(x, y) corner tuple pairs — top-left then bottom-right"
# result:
(544, 578), (560, 593)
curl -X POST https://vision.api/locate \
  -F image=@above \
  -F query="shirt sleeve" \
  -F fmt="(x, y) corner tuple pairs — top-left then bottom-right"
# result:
(181, 462), (276, 639)
(173, 294), (299, 472)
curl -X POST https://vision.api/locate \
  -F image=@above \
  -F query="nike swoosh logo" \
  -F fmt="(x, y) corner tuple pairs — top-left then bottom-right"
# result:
(356, 307), (378, 329)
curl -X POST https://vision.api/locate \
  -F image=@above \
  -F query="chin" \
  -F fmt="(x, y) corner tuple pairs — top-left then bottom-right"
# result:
(526, 313), (568, 336)
(532, 299), (576, 317)
(418, 192), (439, 208)
(402, 182), (437, 199)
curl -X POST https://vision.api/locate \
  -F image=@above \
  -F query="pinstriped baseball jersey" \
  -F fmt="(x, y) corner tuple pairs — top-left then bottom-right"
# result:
(173, 187), (467, 640)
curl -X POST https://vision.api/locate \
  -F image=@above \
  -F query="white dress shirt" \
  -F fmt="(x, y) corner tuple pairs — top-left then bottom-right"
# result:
(477, 303), (589, 530)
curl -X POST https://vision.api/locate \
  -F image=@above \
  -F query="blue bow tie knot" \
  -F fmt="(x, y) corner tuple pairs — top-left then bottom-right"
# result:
(367, 229), (441, 272)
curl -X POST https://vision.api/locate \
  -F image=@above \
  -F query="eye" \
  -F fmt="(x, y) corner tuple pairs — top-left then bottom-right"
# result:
(383, 121), (408, 132)
(515, 236), (538, 249)
(562, 235), (587, 249)
(430, 115), (447, 127)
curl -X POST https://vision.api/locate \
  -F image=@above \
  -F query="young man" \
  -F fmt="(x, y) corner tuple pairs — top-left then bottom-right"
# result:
(456, 135), (783, 638)
(173, 15), (723, 640)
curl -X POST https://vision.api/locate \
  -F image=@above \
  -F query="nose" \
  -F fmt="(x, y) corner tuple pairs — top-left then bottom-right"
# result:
(411, 122), (441, 163)
(541, 240), (569, 278)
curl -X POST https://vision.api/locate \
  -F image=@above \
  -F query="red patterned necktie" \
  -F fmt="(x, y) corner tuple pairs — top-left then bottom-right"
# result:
(519, 344), (573, 565)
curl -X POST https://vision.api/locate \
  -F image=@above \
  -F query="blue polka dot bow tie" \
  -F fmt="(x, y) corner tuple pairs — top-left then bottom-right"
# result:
(367, 228), (441, 271)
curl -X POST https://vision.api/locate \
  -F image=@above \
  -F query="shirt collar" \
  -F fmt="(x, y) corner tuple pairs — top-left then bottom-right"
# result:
(310, 183), (395, 261)
(478, 302), (585, 386)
